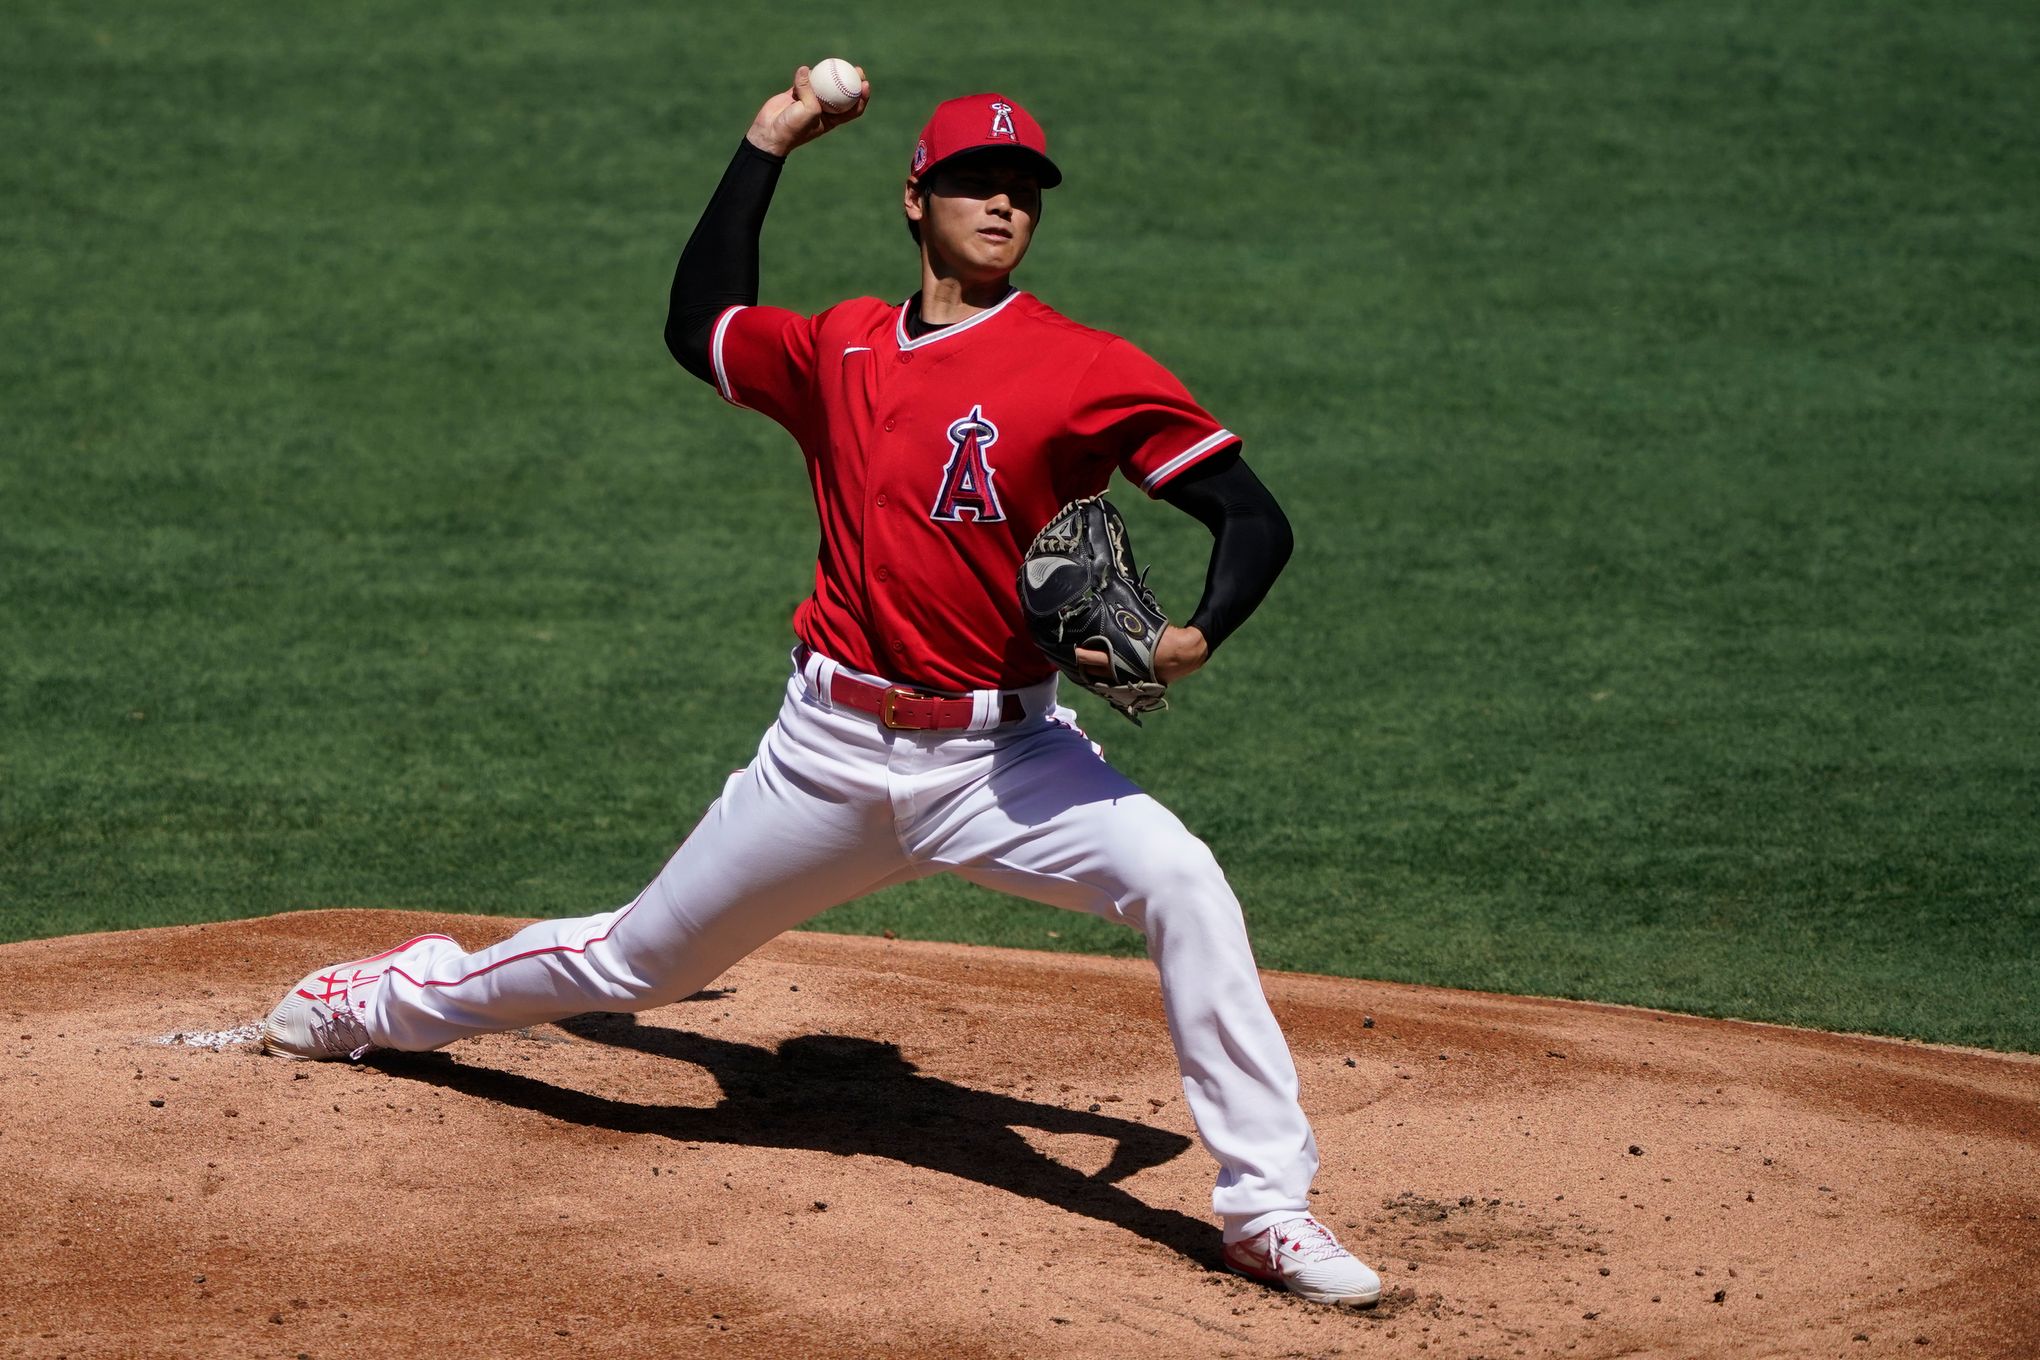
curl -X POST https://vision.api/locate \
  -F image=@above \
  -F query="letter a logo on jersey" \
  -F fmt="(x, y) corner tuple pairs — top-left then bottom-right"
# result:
(989, 102), (1017, 141)
(930, 405), (1006, 523)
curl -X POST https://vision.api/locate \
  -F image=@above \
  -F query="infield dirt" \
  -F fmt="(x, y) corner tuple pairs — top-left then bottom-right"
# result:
(3, 910), (2036, 1359)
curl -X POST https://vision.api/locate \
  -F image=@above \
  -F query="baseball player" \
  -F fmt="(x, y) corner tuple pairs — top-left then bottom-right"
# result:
(261, 67), (1380, 1307)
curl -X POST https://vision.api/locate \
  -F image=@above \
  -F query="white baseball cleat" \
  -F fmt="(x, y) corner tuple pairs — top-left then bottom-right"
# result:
(259, 960), (381, 1060)
(1222, 1214), (1383, 1306)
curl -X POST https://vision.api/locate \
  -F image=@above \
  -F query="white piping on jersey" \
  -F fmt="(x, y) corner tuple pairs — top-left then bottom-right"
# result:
(1142, 428), (1238, 491)
(893, 288), (1022, 352)
(711, 305), (744, 404)
(843, 346), (872, 355)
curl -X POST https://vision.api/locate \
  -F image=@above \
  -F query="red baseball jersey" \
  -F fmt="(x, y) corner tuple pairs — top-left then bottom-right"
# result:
(710, 289), (1238, 691)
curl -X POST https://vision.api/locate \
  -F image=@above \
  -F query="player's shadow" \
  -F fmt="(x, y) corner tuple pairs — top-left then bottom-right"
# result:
(369, 1011), (1215, 1266)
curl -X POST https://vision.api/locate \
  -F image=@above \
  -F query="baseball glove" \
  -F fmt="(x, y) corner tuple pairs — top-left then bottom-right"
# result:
(1017, 496), (1171, 724)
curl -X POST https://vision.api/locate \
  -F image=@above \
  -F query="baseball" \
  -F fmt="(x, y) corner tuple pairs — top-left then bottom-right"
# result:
(811, 57), (861, 113)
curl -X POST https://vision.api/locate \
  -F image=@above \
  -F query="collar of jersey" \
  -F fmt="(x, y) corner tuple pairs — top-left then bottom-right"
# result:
(894, 288), (1022, 352)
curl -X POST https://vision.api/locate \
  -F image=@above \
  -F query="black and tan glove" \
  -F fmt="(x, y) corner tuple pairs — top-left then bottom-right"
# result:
(1017, 496), (1171, 724)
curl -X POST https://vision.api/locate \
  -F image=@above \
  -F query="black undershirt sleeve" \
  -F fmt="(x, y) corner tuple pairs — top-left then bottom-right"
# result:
(1155, 451), (1295, 653)
(664, 139), (787, 385)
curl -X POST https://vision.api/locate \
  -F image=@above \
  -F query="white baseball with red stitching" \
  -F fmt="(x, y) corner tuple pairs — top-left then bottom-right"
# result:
(811, 58), (861, 113)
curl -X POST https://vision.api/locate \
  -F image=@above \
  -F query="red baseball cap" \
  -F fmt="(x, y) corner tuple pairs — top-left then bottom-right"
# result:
(908, 92), (1063, 189)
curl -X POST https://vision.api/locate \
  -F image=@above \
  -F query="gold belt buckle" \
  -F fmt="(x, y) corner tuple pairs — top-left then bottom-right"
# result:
(880, 686), (925, 730)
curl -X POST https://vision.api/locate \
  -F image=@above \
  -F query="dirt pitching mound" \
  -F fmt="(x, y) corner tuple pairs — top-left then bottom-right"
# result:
(2, 910), (2036, 1359)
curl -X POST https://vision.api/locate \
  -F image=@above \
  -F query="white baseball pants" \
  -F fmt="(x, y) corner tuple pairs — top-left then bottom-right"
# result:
(350, 652), (1320, 1238)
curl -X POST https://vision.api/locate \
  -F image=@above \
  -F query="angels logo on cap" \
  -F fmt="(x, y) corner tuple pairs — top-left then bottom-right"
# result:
(907, 92), (1063, 188)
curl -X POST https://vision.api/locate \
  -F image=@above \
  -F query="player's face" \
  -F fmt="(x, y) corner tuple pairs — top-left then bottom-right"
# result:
(910, 157), (1042, 282)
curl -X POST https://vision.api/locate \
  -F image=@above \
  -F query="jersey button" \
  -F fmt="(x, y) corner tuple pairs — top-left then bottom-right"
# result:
(875, 494), (888, 508)
(891, 640), (906, 654)
(876, 566), (891, 581)
(883, 420), (895, 432)
(897, 352), (912, 365)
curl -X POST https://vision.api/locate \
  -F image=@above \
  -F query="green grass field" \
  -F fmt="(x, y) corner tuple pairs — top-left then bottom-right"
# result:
(4, 2), (2035, 1049)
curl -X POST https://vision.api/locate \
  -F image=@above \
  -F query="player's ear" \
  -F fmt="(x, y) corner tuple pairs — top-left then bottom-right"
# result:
(902, 178), (927, 246)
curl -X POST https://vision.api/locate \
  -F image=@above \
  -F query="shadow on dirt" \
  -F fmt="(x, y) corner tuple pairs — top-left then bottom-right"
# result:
(369, 1011), (1216, 1266)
